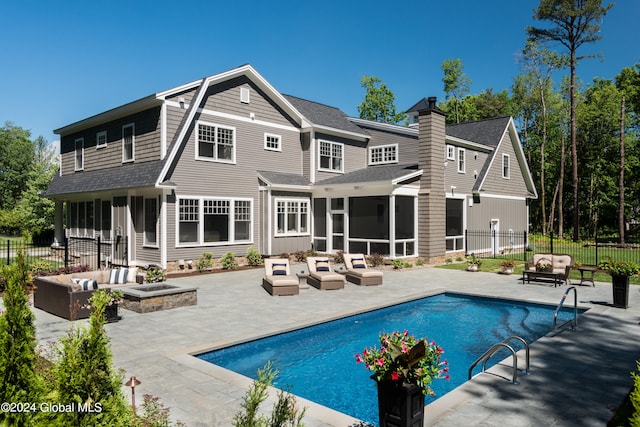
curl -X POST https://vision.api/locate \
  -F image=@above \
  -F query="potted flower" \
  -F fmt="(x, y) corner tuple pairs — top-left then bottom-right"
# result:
(598, 258), (639, 309)
(500, 259), (516, 275)
(467, 253), (482, 272)
(355, 330), (449, 427)
(86, 289), (124, 322)
(535, 258), (553, 273)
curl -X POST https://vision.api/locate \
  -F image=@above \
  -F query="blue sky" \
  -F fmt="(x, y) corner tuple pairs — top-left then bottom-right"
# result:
(2, 0), (638, 147)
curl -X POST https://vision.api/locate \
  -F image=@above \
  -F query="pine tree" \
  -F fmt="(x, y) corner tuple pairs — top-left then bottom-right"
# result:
(0, 248), (43, 426)
(52, 289), (132, 426)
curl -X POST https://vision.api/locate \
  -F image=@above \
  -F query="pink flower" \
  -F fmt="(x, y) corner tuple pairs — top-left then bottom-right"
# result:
(437, 346), (444, 354)
(355, 354), (363, 363)
(401, 346), (408, 353)
(391, 371), (400, 381)
(377, 358), (385, 366)
(444, 374), (450, 380)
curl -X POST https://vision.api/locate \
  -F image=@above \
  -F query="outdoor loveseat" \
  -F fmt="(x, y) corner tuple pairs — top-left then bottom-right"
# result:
(522, 254), (574, 287)
(33, 267), (143, 320)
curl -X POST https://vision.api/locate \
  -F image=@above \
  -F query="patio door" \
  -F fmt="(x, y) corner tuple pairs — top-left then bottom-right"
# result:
(112, 196), (128, 266)
(330, 198), (345, 252)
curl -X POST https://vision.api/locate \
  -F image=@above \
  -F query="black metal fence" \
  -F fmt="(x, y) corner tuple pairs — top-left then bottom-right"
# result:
(465, 230), (640, 266)
(2, 236), (128, 270)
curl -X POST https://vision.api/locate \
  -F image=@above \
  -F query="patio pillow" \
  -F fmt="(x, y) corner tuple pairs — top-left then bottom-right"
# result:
(315, 259), (330, 272)
(351, 257), (366, 269)
(108, 268), (129, 285)
(272, 263), (287, 276)
(126, 267), (139, 283)
(72, 278), (99, 291)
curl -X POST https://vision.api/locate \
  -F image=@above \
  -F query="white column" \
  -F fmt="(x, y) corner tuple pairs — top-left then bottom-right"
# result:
(53, 201), (64, 246)
(389, 195), (396, 258)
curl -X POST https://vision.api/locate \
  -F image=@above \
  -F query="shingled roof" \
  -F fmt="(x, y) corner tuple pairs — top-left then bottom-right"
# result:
(283, 95), (369, 137)
(446, 116), (511, 147)
(317, 163), (421, 186)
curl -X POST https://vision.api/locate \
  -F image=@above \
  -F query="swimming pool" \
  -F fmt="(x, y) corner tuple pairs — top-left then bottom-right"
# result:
(197, 293), (581, 425)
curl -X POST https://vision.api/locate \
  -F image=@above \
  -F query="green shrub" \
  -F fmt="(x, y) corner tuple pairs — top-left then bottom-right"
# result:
(630, 361), (640, 426)
(445, 258), (453, 264)
(392, 259), (405, 270)
(197, 252), (214, 271)
(333, 250), (345, 264)
(146, 266), (166, 283)
(30, 260), (55, 277)
(293, 250), (307, 262)
(368, 253), (385, 267)
(133, 394), (186, 427)
(246, 247), (263, 267)
(221, 252), (238, 270)
(416, 259), (424, 266)
(456, 256), (464, 262)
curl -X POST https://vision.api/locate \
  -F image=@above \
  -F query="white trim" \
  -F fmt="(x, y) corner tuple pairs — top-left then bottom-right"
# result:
(502, 153), (510, 179)
(310, 132), (316, 183)
(240, 87), (250, 104)
(122, 123), (135, 163)
(368, 143), (398, 165)
(195, 120), (236, 164)
(446, 135), (492, 152)
(74, 137), (84, 171)
(348, 117), (417, 137)
(175, 195), (254, 247)
(96, 131), (107, 149)
(264, 133), (282, 152)
(195, 107), (300, 133)
(274, 197), (311, 237)
(266, 188), (272, 255)
(161, 191), (168, 269)
(475, 192), (527, 201)
(446, 144), (455, 160)
(160, 102), (167, 159)
(457, 147), (465, 173)
(318, 139), (344, 173)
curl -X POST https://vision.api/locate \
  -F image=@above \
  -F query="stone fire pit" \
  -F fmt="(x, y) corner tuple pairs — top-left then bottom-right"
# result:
(120, 283), (198, 313)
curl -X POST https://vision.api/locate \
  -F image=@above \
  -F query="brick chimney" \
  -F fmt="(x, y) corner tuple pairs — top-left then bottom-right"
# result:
(417, 97), (446, 262)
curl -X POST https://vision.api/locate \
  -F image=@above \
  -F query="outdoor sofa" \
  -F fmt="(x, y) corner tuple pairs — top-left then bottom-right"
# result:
(262, 259), (299, 296)
(33, 267), (143, 320)
(522, 254), (574, 287)
(343, 253), (383, 286)
(306, 257), (345, 290)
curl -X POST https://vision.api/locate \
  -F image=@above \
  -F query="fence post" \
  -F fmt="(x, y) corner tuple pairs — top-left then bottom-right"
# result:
(464, 229), (468, 256)
(97, 236), (101, 271)
(550, 231), (554, 254)
(6, 240), (9, 265)
(595, 228), (599, 266)
(523, 230), (528, 261)
(64, 237), (69, 270)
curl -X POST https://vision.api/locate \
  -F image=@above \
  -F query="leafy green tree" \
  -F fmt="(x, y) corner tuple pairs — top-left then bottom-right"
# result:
(0, 123), (35, 211)
(0, 248), (43, 426)
(357, 76), (406, 124)
(527, 0), (614, 241)
(52, 290), (133, 426)
(441, 58), (472, 124)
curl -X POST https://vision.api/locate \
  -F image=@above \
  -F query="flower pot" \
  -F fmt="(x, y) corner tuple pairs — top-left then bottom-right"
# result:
(612, 275), (630, 309)
(467, 264), (479, 272)
(501, 267), (513, 275)
(376, 380), (425, 427)
(105, 304), (121, 323)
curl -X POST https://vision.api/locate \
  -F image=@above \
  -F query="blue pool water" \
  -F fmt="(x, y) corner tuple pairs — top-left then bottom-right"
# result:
(198, 293), (581, 425)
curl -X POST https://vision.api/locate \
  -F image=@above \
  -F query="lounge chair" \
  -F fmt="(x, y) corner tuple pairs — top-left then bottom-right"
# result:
(262, 259), (299, 296)
(306, 257), (346, 290)
(343, 253), (383, 286)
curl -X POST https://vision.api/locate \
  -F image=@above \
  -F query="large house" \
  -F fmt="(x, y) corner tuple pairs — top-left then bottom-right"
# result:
(45, 64), (537, 270)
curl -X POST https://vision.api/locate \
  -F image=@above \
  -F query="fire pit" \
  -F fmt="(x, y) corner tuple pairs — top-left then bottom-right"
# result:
(120, 284), (198, 313)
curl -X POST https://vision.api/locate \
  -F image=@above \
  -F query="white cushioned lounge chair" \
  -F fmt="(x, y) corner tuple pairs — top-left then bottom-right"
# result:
(262, 259), (299, 296)
(343, 253), (383, 286)
(306, 257), (345, 290)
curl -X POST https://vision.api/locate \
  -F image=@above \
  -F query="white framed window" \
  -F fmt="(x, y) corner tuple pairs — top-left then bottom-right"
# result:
(68, 201), (94, 237)
(177, 197), (252, 246)
(96, 131), (107, 149)
(319, 140), (343, 172)
(502, 154), (510, 179)
(144, 197), (158, 247)
(74, 138), (84, 171)
(275, 199), (309, 236)
(264, 133), (281, 151)
(240, 87), (250, 104)
(446, 144), (455, 160)
(196, 121), (236, 163)
(369, 144), (398, 165)
(457, 148), (465, 173)
(122, 123), (135, 162)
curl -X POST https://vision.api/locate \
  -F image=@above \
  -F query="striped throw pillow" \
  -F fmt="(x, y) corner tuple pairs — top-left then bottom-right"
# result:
(351, 257), (366, 269)
(72, 278), (99, 290)
(109, 268), (129, 285)
(315, 259), (330, 272)
(272, 263), (287, 276)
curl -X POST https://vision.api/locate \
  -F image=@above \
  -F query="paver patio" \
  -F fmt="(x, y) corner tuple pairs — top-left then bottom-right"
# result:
(31, 266), (640, 426)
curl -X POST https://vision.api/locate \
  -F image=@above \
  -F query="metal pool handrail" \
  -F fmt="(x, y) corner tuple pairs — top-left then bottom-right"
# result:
(553, 286), (578, 330)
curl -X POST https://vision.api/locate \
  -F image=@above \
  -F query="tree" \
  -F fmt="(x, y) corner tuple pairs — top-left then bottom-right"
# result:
(441, 59), (472, 124)
(357, 76), (406, 124)
(0, 122), (35, 211)
(527, 0), (614, 241)
(0, 248), (43, 426)
(53, 290), (133, 426)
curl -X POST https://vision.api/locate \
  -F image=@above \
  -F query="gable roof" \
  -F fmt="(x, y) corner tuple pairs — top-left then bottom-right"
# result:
(316, 163), (421, 186)
(446, 116), (511, 147)
(257, 170), (311, 190)
(283, 95), (369, 140)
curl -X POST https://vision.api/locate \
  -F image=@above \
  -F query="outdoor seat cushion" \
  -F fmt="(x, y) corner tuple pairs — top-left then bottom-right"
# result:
(263, 275), (299, 287)
(310, 271), (344, 282)
(346, 269), (383, 279)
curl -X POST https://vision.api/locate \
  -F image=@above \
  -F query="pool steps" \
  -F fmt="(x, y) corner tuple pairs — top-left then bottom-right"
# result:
(468, 336), (530, 384)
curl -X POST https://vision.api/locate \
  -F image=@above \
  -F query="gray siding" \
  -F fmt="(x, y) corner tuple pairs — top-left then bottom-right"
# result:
(60, 107), (162, 174)
(466, 196), (528, 232)
(365, 128), (417, 165)
(314, 133), (367, 182)
(480, 132), (529, 197)
(444, 146), (490, 194)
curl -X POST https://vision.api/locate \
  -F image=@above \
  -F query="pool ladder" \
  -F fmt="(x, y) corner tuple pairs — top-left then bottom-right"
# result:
(468, 336), (530, 384)
(553, 286), (578, 330)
